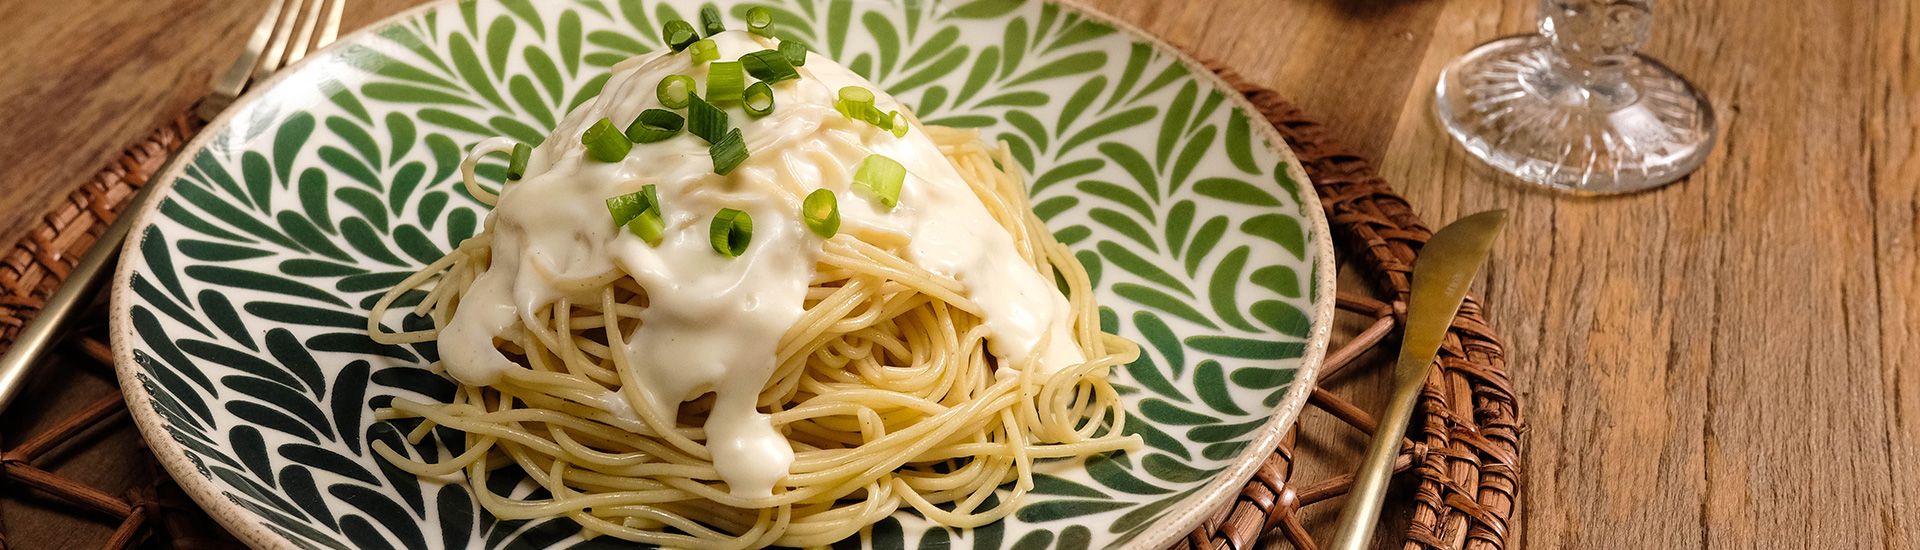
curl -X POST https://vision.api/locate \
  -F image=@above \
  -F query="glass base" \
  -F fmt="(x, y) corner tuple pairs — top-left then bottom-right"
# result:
(1435, 35), (1715, 195)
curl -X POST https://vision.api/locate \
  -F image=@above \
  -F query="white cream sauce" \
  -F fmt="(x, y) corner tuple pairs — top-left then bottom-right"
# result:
(436, 32), (1082, 499)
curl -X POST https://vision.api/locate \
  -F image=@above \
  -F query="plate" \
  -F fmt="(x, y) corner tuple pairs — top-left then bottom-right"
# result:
(110, 1), (1335, 548)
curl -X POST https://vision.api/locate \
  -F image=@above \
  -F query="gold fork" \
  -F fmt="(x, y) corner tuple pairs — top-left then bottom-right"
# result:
(0, 0), (348, 415)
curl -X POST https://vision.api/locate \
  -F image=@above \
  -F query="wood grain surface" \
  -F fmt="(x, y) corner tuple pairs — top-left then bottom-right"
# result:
(2, 0), (1915, 548)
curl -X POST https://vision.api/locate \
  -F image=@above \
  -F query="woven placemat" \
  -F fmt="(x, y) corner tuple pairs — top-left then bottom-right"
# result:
(0, 75), (1520, 550)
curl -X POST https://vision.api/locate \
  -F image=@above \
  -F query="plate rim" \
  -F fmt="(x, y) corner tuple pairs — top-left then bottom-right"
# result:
(106, 0), (1338, 548)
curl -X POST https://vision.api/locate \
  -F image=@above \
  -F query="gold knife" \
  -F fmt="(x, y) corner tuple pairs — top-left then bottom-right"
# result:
(1328, 209), (1507, 550)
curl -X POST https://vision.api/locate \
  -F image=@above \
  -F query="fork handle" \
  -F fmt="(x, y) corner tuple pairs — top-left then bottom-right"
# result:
(0, 161), (172, 415)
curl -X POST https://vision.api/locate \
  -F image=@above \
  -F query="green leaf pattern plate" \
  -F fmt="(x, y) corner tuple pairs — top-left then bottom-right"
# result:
(109, 0), (1335, 548)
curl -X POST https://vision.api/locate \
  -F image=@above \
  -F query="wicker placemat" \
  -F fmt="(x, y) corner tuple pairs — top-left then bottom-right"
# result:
(0, 76), (1520, 550)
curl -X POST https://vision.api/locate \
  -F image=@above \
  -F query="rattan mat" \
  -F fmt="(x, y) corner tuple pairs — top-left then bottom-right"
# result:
(0, 70), (1521, 550)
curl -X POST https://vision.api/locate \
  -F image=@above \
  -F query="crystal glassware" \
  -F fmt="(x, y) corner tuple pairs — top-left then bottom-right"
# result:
(1435, 0), (1714, 194)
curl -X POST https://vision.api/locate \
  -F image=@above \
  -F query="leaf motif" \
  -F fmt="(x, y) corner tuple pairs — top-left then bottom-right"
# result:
(956, 46), (999, 105)
(1096, 143), (1156, 200)
(273, 113), (315, 183)
(1014, 500), (1131, 523)
(826, 0), (852, 58)
(1031, 158), (1102, 194)
(448, 33), (508, 110)
(1104, 43), (1151, 111)
(1186, 417), (1267, 443)
(1251, 265), (1302, 298)
(1132, 311), (1183, 377)
(1084, 453), (1172, 495)
(328, 118), (384, 173)
(1241, 213), (1306, 259)
(320, 146), (382, 190)
(279, 443), (378, 484)
(1095, 241), (1185, 295)
(178, 239), (272, 262)
(946, 0), (1022, 19)
(331, 484), (428, 550)
(1009, 531), (1053, 550)
(134, 352), (212, 427)
(336, 187), (389, 231)
(524, 46), (565, 104)
(227, 401), (317, 441)
(384, 113), (416, 167)
(1193, 360), (1247, 415)
(341, 218), (407, 266)
(559, 9), (584, 74)
(190, 152), (251, 209)
(1000, 17), (1028, 79)
(436, 484), (477, 549)
(1121, 352), (1184, 403)
(1185, 335), (1305, 360)
(132, 274), (209, 336)
(1008, 51), (1105, 87)
(1156, 83), (1195, 166)
(1087, 209), (1155, 251)
(1140, 398), (1217, 425)
(229, 425), (273, 486)
(1208, 246), (1259, 331)
(1003, 110), (1049, 153)
(1163, 200), (1194, 257)
(1049, 19), (1115, 51)
(185, 265), (347, 307)
(278, 467), (339, 530)
(1183, 215), (1228, 276)
(902, 27), (958, 71)
(1056, 75), (1106, 134)
(862, 12), (901, 79)
(891, 46), (968, 93)
(388, 162), (427, 216)
(1112, 283), (1215, 328)
(364, 82), (481, 108)
(1193, 177), (1280, 206)
(1141, 454), (1213, 483)
(977, 91), (1047, 108)
(1251, 300), (1311, 338)
(509, 75), (555, 130)
(1204, 440), (1249, 461)
(277, 211), (352, 262)
(1031, 473), (1108, 498)
(1168, 125), (1215, 193)
(1121, 411), (1188, 460)
(1072, 248), (1099, 287)
(1076, 181), (1152, 222)
(485, 16), (516, 78)
(1033, 196), (1078, 221)
(181, 340), (298, 388)
(1224, 109), (1260, 174)
(267, 328), (328, 397)
(298, 168), (335, 233)
(223, 376), (332, 438)
(196, 290), (255, 350)
(1058, 105), (1154, 154)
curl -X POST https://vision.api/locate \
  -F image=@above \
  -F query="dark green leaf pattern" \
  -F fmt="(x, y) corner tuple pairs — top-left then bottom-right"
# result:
(117, 1), (1326, 549)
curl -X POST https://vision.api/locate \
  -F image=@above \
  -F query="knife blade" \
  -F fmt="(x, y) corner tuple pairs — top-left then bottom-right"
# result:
(1328, 209), (1507, 550)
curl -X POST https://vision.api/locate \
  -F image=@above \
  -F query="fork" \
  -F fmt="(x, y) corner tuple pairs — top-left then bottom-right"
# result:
(0, 0), (347, 415)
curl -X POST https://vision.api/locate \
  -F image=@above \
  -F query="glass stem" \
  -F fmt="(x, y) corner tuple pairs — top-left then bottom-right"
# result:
(1538, 0), (1653, 92)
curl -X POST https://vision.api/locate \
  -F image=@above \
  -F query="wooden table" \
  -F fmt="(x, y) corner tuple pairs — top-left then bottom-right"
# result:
(3, 0), (1914, 548)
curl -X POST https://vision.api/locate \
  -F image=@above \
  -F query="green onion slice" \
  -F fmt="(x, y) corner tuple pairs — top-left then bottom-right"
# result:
(605, 184), (661, 226)
(778, 40), (808, 67)
(852, 154), (905, 208)
(687, 95), (728, 143)
(706, 61), (745, 105)
(887, 111), (909, 137)
(699, 5), (725, 36)
(743, 82), (774, 117)
(709, 207), (754, 257)
(746, 7), (774, 37)
(627, 207), (665, 246)
(709, 128), (748, 175)
(657, 75), (695, 108)
(741, 50), (798, 83)
(506, 143), (532, 180)
(802, 188), (839, 238)
(835, 86), (875, 119)
(663, 20), (698, 52)
(625, 109), (685, 143)
(582, 118), (632, 163)
(688, 38), (719, 63)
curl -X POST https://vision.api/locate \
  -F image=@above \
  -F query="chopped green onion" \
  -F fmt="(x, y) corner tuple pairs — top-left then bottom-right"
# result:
(709, 207), (754, 257)
(699, 5), (725, 36)
(625, 109), (685, 143)
(604, 184), (660, 226)
(887, 111), (909, 137)
(833, 87), (909, 136)
(746, 7), (774, 37)
(743, 82), (774, 117)
(802, 188), (839, 238)
(627, 207), (665, 246)
(657, 75), (695, 108)
(741, 50), (798, 83)
(663, 20), (698, 52)
(851, 154), (905, 208)
(506, 143), (532, 180)
(836, 87), (875, 119)
(705, 61), (745, 105)
(688, 38), (719, 63)
(778, 40), (808, 66)
(709, 128), (748, 175)
(582, 118), (632, 162)
(687, 95), (728, 143)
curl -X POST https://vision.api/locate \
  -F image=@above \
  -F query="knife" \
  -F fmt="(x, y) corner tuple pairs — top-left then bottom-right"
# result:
(1328, 209), (1507, 550)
